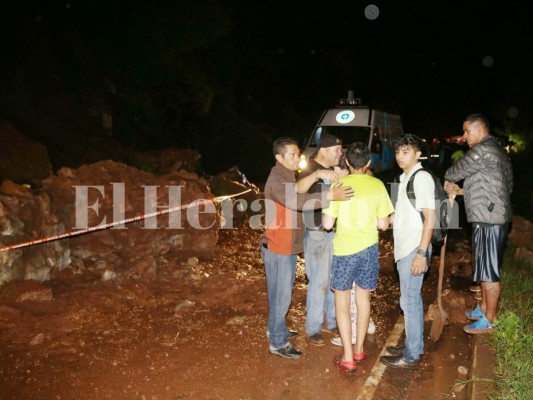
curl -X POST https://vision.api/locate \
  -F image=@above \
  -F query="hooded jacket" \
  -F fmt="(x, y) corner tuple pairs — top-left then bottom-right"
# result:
(445, 135), (513, 224)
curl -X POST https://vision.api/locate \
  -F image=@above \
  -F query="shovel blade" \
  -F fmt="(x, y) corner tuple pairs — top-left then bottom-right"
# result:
(429, 310), (448, 342)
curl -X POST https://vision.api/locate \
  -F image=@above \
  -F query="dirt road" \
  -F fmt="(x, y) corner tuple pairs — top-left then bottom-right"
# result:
(0, 224), (475, 400)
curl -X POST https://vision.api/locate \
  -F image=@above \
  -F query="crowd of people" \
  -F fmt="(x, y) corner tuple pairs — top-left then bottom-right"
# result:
(260, 114), (513, 375)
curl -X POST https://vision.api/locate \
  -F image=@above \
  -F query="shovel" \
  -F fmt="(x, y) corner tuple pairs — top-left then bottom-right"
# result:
(429, 194), (455, 342)
(429, 234), (449, 341)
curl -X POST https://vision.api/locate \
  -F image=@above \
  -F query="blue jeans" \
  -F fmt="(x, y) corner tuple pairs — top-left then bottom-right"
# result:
(262, 246), (297, 349)
(304, 230), (336, 336)
(397, 246), (431, 361)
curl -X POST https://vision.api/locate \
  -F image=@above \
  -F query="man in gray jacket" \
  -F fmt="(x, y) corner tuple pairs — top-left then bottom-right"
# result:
(444, 113), (513, 334)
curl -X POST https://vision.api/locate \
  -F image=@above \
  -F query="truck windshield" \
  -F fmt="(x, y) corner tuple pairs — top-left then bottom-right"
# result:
(309, 126), (372, 147)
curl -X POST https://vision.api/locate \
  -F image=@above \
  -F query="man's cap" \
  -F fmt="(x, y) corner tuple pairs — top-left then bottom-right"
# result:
(318, 134), (342, 149)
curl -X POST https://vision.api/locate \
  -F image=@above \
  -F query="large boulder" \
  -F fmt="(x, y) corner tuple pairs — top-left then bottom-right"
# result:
(0, 181), (69, 285)
(42, 160), (219, 272)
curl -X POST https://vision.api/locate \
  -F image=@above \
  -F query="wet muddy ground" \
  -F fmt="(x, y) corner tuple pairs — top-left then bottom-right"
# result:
(0, 223), (476, 400)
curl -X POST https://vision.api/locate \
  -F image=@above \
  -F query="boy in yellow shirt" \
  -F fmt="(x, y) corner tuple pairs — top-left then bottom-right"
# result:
(323, 142), (394, 374)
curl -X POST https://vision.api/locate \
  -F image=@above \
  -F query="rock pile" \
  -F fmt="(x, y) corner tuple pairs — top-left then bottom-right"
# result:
(43, 160), (219, 272)
(0, 181), (69, 284)
(1, 160), (220, 285)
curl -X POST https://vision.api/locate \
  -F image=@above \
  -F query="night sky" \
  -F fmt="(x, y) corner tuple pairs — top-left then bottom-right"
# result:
(232, 1), (533, 135)
(1, 1), (532, 179)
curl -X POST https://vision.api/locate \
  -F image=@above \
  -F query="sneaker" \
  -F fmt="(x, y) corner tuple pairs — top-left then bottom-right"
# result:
(463, 316), (495, 334)
(287, 329), (298, 338)
(321, 326), (340, 335)
(269, 343), (302, 359)
(465, 305), (485, 321)
(330, 335), (356, 346)
(308, 333), (326, 346)
(367, 317), (376, 335)
(350, 318), (376, 334)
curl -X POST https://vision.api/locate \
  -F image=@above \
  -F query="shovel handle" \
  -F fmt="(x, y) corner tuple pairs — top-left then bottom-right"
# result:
(437, 235), (447, 311)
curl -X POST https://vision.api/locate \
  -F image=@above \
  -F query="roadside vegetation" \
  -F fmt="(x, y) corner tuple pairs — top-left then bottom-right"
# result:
(489, 248), (533, 399)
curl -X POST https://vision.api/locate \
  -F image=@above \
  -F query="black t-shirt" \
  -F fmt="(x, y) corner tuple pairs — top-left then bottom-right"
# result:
(298, 158), (333, 230)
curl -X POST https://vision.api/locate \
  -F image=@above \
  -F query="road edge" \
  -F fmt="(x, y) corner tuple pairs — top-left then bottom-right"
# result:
(467, 333), (496, 400)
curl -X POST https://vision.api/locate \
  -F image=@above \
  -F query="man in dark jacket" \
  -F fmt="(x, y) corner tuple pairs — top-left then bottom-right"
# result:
(296, 134), (347, 346)
(444, 114), (513, 334)
(260, 137), (353, 358)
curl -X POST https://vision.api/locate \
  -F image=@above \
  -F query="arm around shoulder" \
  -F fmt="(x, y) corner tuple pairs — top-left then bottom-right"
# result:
(296, 170), (318, 193)
(296, 169), (341, 193)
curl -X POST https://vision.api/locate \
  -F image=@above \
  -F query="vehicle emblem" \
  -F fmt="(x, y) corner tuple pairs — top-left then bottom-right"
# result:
(335, 110), (355, 124)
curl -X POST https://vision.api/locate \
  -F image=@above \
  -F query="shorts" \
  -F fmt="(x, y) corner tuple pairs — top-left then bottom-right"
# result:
(472, 222), (509, 283)
(331, 244), (379, 291)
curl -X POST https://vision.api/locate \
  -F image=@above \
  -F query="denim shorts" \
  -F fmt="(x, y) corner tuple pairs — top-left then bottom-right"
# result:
(331, 244), (379, 291)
